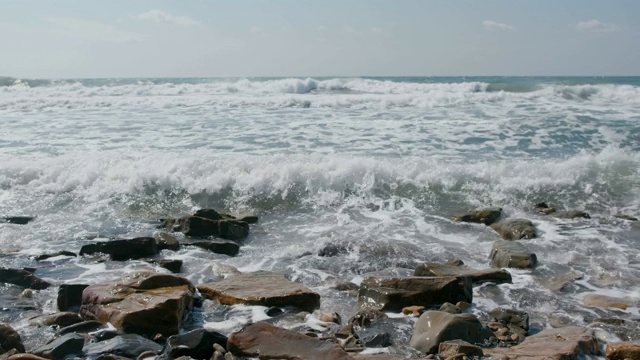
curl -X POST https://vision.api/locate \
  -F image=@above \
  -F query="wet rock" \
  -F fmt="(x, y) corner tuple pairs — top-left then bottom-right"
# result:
(237, 215), (258, 224)
(228, 322), (351, 360)
(541, 272), (583, 292)
(28, 312), (83, 328)
(438, 340), (483, 357)
(402, 305), (425, 317)
(1, 216), (34, 225)
(591, 318), (640, 341)
(33, 251), (76, 261)
(490, 218), (536, 240)
(409, 311), (493, 354)
(439, 302), (461, 314)
(57, 284), (89, 311)
(164, 329), (227, 359)
(165, 216), (249, 241)
(0, 268), (51, 289)
(615, 213), (638, 221)
(606, 341), (640, 360)
(489, 240), (537, 269)
(197, 271), (320, 312)
(184, 240), (239, 256)
(313, 310), (342, 324)
(153, 232), (180, 251)
(352, 356), (421, 360)
(456, 301), (471, 311)
(6, 355), (49, 360)
(349, 308), (388, 327)
(79, 237), (158, 261)
(414, 262), (512, 284)
(489, 308), (529, 338)
(0, 323), (25, 353)
(31, 333), (85, 359)
(583, 293), (635, 310)
(356, 327), (392, 348)
(334, 282), (360, 292)
(358, 276), (472, 311)
(266, 307), (284, 316)
(83, 334), (162, 359)
(452, 207), (502, 226)
(143, 259), (182, 273)
(318, 243), (352, 257)
(484, 326), (598, 359)
(57, 320), (106, 335)
(550, 210), (591, 219)
(80, 272), (195, 336)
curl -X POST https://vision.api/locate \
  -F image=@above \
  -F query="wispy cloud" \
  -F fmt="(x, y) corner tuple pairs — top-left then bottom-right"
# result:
(482, 20), (515, 31)
(136, 10), (201, 27)
(575, 19), (619, 33)
(45, 17), (146, 44)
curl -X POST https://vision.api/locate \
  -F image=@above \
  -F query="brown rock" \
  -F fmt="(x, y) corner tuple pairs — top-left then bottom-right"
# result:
(606, 341), (640, 360)
(409, 311), (493, 354)
(228, 322), (351, 360)
(456, 301), (471, 311)
(28, 312), (83, 328)
(414, 262), (512, 284)
(153, 232), (180, 251)
(489, 240), (537, 269)
(490, 219), (536, 240)
(358, 276), (472, 311)
(541, 272), (583, 291)
(0, 268), (51, 289)
(197, 271), (320, 312)
(439, 340), (483, 357)
(452, 207), (502, 225)
(402, 306), (425, 316)
(583, 293), (635, 310)
(0, 324), (25, 353)
(79, 272), (195, 336)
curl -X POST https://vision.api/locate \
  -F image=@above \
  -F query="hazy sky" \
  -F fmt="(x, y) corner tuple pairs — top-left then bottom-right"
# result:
(1, 0), (639, 78)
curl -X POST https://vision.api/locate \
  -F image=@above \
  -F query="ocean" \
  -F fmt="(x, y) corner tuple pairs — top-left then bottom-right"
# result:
(1, 76), (640, 350)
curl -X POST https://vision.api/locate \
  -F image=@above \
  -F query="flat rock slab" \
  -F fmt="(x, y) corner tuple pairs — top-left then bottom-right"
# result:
(490, 218), (536, 240)
(185, 240), (240, 256)
(358, 276), (472, 311)
(228, 322), (352, 360)
(31, 333), (84, 359)
(197, 271), (320, 312)
(0, 268), (51, 289)
(83, 334), (162, 359)
(485, 326), (598, 360)
(80, 272), (195, 336)
(414, 262), (512, 284)
(439, 340), (484, 357)
(583, 293), (635, 310)
(607, 341), (640, 360)
(490, 240), (537, 269)
(28, 312), (83, 328)
(409, 311), (493, 355)
(79, 237), (158, 261)
(452, 207), (502, 225)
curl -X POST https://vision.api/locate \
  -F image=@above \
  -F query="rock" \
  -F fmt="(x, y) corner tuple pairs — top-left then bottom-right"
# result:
(490, 219), (536, 240)
(154, 232), (180, 251)
(34, 251), (76, 261)
(541, 272), (583, 292)
(57, 284), (89, 311)
(489, 240), (537, 269)
(237, 215), (258, 224)
(439, 303), (461, 314)
(197, 271), (320, 312)
(583, 293), (635, 310)
(318, 243), (352, 257)
(0, 324), (25, 353)
(349, 309), (388, 327)
(6, 355), (49, 360)
(438, 340), (483, 357)
(615, 213), (638, 221)
(165, 329), (228, 359)
(79, 237), (158, 261)
(28, 312), (83, 328)
(402, 306), (425, 317)
(57, 320), (106, 335)
(452, 207), (502, 226)
(313, 311), (342, 324)
(0, 268), (51, 289)
(80, 272), (195, 336)
(143, 259), (182, 273)
(334, 282), (359, 292)
(1, 216), (34, 225)
(83, 334), (162, 359)
(355, 327), (392, 348)
(550, 210), (591, 219)
(414, 262), (512, 284)
(165, 216), (249, 241)
(489, 308), (529, 334)
(265, 307), (284, 317)
(485, 326), (598, 360)
(31, 333), (84, 359)
(456, 301), (471, 311)
(606, 341), (640, 360)
(21, 289), (33, 298)
(358, 276), (472, 311)
(228, 322), (351, 360)
(409, 311), (493, 354)
(184, 240), (239, 256)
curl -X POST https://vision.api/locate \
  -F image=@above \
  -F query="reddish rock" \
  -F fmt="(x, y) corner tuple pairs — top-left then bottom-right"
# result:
(606, 341), (640, 360)
(583, 293), (635, 310)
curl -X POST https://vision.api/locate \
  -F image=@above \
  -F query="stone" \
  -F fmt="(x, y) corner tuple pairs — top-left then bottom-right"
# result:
(184, 240), (239, 256)
(31, 333), (85, 359)
(153, 232), (180, 251)
(489, 240), (537, 269)
(197, 271), (320, 312)
(355, 327), (392, 348)
(615, 213), (638, 221)
(439, 302), (461, 314)
(83, 334), (162, 359)
(456, 301), (471, 311)
(334, 282), (360, 291)
(28, 312), (83, 328)
(489, 308), (529, 332)
(485, 326), (598, 360)
(227, 322), (351, 360)
(414, 262), (512, 284)
(313, 311), (341, 324)
(80, 272), (195, 336)
(144, 259), (182, 273)
(402, 306), (425, 316)
(318, 243), (352, 257)
(237, 215), (258, 224)
(0, 268), (51, 289)
(165, 216), (249, 241)
(490, 219), (536, 240)
(452, 207), (502, 226)
(165, 329), (228, 360)
(6, 355), (49, 360)
(0, 324), (25, 353)
(409, 311), (493, 354)
(606, 341), (640, 360)
(57, 321), (106, 335)
(79, 237), (158, 261)
(1, 216), (34, 225)
(550, 210), (591, 219)
(438, 340), (483, 357)
(349, 309), (388, 327)
(57, 284), (89, 311)
(358, 276), (472, 311)
(34, 251), (76, 261)
(542, 272), (583, 291)
(583, 293), (635, 310)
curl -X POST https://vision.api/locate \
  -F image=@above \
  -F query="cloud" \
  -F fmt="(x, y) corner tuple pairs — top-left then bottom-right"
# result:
(575, 19), (619, 33)
(482, 20), (515, 31)
(45, 17), (146, 44)
(136, 10), (200, 27)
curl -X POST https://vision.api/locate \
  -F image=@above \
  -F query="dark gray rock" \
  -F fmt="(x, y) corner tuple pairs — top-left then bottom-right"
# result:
(0, 268), (51, 289)
(452, 207), (502, 225)
(1, 216), (34, 224)
(551, 210), (591, 219)
(185, 240), (239, 256)
(165, 216), (249, 240)
(57, 284), (89, 311)
(154, 232), (180, 251)
(144, 258), (182, 273)
(489, 240), (537, 269)
(32, 333), (85, 359)
(165, 329), (228, 359)
(83, 334), (162, 359)
(34, 251), (77, 261)
(58, 320), (106, 335)
(79, 237), (158, 261)
(409, 311), (493, 354)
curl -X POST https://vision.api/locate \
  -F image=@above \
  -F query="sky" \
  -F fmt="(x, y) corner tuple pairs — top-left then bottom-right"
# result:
(1, 0), (639, 78)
